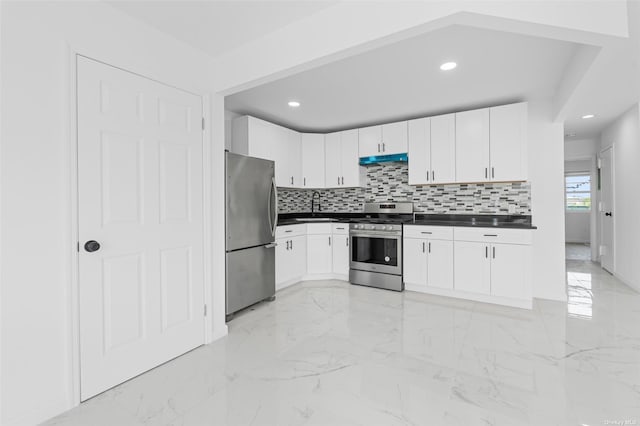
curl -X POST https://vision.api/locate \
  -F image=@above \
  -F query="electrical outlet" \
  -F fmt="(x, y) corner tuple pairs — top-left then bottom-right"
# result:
(508, 204), (517, 214)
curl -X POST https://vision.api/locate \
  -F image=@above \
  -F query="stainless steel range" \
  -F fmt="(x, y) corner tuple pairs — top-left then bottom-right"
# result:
(349, 202), (413, 292)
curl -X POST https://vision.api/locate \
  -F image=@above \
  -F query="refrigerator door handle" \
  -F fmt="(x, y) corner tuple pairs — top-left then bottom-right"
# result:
(265, 243), (277, 249)
(268, 176), (279, 236)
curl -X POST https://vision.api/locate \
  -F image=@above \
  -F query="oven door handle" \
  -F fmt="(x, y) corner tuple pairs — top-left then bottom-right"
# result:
(350, 231), (402, 238)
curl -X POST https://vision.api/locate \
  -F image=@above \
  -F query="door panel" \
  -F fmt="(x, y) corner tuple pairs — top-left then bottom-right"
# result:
(454, 241), (491, 295)
(226, 245), (275, 314)
(225, 152), (275, 250)
(427, 239), (454, 289)
(78, 56), (204, 400)
(455, 108), (490, 183)
(408, 118), (430, 185)
(430, 114), (456, 184)
(381, 121), (408, 154)
(490, 244), (530, 300)
(301, 133), (325, 188)
(403, 238), (427, 286)
(600, 148), (614, 272)
(490, 103), (526, 181)
(340, 129), (360, 187)
(332, 234), (350, 275)
(307, 234), (333, 274)
(324, 132), (342, 187)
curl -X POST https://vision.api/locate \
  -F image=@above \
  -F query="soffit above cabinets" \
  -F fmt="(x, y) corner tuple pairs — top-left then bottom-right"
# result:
(225, 24), (579, 133)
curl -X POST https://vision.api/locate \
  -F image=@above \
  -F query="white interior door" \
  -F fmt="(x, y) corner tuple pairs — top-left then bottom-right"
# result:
(600, 148), (614, 272)
(77, 56), (205, 400)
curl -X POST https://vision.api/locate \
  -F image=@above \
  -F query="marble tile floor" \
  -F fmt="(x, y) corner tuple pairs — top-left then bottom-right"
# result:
(566, 243), (592, 261)
(45, 260), (640, 426)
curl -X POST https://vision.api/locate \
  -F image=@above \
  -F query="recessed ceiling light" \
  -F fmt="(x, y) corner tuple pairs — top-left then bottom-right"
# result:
(440, 62), (457, 71)
(288, 101), (300, 108)
(582, 114), (595, 119)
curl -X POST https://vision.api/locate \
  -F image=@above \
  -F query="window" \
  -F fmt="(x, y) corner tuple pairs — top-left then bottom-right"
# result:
(566, 174), (591, 211)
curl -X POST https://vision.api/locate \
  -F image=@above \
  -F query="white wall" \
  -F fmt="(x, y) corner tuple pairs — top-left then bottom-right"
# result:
(528, 101), (567, 301)
(565, 138), (598, 159)
(600, 103), (640, 291)
(0, 2), (225, 425)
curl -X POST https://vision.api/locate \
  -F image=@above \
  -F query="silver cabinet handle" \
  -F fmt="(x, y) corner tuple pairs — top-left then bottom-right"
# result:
(485, 246), (488, 258)
(432, 171), (434, 181)
(285, 230), (293, 233)
(336, 227), (345, 230)
(304, 177), (306, 186)
(428, 242), (431, 253)
(328, 236), (331, 246)
(341, 176), (344, 185)
(377, 143), (381, 153)
(346, 237), (349, 247)
(485, 168), (488, 179)
(291, 239), (293, 250)
(337, 176), (340, 185)
(426, 170), (429, 181)
(382, 142), (385, 152)
(483, 234), (498, 237)
(422, 242), (425, 253)
(421, 231), (432, 234)
(286, 240), (290, 250)
(493, 246), (495, 259)
(492, 167), (495, 179)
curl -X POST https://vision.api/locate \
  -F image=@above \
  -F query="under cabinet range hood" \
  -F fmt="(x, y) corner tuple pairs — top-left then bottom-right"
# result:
(359, 153), (408, 166)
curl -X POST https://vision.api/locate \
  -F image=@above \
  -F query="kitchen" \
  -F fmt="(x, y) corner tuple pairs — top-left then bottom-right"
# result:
(3, 1), (639, 425)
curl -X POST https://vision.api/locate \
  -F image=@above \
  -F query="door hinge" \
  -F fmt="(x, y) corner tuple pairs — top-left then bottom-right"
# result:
(204, 304), (207, 316)
(202, 117), (205, 130)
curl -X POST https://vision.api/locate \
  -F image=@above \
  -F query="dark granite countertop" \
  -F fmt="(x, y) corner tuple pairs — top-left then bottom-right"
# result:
(278, 213), (536, 229)
(411, 214), (537, 229)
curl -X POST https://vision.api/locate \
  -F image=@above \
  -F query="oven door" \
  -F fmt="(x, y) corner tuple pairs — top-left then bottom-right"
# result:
(350, 230), (402, 275)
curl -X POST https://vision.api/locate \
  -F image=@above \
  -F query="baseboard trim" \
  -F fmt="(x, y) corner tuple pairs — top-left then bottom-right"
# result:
(406, 284), (533, 309)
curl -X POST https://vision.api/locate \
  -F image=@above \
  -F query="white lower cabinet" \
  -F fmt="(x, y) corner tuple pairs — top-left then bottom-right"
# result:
(332, 224), (350, 276)
(403, 233), (453, 290)
(307, 233), (333, 274)
(453, 241), (491, 294)
(276, 235), (307, 290)
(405, 225), (532, 309)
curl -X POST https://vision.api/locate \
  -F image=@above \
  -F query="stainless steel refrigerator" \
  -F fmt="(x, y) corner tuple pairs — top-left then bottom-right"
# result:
(225, 152), (278, 317)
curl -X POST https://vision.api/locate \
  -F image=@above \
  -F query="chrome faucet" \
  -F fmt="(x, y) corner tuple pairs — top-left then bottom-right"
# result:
(311, 191), (322, 214)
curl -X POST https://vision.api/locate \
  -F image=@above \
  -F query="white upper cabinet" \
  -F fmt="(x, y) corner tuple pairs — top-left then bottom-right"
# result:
(382, 121), (408, 155)
(341, 129), (361, 187)
(489, 102), (527, 182)
(359, 121), (408, 157)
(408, 114), (455, 185)
(358, 125), (382, 157)
(430, 114), (456, 184)
(275, 127), (301, 188)
(301, 133), (325, 188)
(455, 108), (491, 183)
(325, 129), (361, 188)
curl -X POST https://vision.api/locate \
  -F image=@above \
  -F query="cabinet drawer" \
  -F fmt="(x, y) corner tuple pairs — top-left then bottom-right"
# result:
(403, 225), (453, 240)
(306, 223), (332, 234)
(453, 227), (532, 245)
(332, 223), (349, 234)
(276, 224), (307, 239)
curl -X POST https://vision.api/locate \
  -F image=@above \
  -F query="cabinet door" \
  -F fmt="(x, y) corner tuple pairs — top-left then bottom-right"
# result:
(427, 239), (454, 289)
(490, 103), (527, 182)
(301, 133), (325, 188)
(275, 238), (291, 288)
(408, 117), (430, 185)
(358, 125), (382, 157)
(381, 121), (408, 154)
(307, 234), (333, 274)
(290, 235), (307, 280)
(272, 125), (292, 187)
(403, 238), (427, 286)
(246, 117), (276, 161)
(430, 113), (456, 184)
(490, 243), (530, 300)
(324, 132), (342, 188)
(332, 234), (350, 276)
(286, 128), (302, 187)
(455, 108), (490, 183)
(340, 129), (361, 187)
(454, 241), (491, 294)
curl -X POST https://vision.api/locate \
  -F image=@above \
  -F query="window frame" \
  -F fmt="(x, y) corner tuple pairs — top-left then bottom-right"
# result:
(565, 172), (592, 212)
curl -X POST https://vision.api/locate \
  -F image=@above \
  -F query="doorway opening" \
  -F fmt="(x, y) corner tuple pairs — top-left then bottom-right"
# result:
(564, 158), (596, 261)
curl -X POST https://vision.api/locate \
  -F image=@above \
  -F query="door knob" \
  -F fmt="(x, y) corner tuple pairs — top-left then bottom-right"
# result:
(605, 212), (612, 217)
(84, 240), (101, 252)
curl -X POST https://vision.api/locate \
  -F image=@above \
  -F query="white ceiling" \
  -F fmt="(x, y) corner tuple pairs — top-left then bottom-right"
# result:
(225, 25), (580, 132)
(106, 0), (337, 57)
